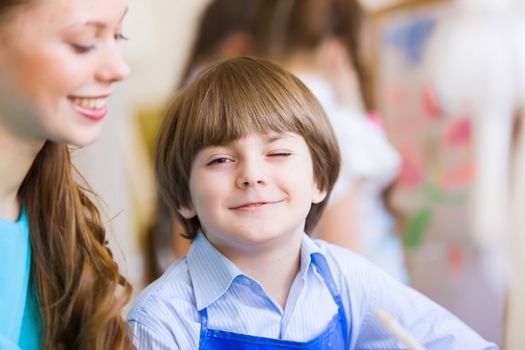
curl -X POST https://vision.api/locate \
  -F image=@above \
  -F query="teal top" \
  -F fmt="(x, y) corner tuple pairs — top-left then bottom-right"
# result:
(0, 210), (41, 350)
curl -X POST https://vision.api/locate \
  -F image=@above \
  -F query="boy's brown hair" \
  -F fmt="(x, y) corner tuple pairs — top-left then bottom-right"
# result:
(155, 56), (340, 239)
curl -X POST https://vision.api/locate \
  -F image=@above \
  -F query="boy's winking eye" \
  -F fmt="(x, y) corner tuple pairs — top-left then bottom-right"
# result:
(196, 132), (304, 167)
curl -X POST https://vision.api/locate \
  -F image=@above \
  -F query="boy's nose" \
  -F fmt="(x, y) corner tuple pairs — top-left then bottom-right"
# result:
(235, 160), (267, 189)
(237, 177), (266, 188)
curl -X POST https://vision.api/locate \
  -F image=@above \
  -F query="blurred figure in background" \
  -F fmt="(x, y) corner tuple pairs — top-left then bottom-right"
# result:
(179, 0), (264, 87)
(254, 0), (408, 282)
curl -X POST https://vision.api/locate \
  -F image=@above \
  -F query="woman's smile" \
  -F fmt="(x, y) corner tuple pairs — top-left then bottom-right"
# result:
(68, 95), (110, 120)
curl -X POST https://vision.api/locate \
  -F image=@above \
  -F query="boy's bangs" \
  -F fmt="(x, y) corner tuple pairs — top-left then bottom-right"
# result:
(190, 67), (308, 148)
(193, 106), (302, 148)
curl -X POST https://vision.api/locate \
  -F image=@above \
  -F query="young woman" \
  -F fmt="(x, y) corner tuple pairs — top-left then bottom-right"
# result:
(0, 0), (132, 348)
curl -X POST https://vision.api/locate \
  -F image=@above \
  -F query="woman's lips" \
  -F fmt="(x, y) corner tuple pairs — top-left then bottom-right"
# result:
(68, 95), (109, 121)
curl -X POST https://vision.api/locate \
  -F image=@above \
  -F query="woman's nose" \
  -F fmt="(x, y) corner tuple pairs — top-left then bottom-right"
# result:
(96, 44), (130, 83)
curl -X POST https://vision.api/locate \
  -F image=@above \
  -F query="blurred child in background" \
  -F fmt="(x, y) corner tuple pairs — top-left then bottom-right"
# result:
(254, 0), (407, 282)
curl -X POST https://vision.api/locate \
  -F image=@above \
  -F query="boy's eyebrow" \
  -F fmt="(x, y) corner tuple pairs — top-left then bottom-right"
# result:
(264, 133), (291, 143)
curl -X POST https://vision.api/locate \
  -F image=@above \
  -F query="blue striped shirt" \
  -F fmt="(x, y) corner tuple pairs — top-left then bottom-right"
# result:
(128, 233), (497, 349)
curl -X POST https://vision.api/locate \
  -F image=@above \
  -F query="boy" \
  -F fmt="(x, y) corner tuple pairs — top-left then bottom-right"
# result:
(128, 57), (497, 349)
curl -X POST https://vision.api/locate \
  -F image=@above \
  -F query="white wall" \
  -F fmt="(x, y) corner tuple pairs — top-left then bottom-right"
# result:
(124, 0), (211, 107)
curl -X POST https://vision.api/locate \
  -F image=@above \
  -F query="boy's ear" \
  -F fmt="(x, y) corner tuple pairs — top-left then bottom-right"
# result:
(178, 205), (197, 219)
(312, 184), (327, 204)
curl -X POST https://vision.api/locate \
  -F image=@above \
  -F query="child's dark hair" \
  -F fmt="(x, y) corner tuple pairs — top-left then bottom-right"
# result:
(155, 56), (340, 239)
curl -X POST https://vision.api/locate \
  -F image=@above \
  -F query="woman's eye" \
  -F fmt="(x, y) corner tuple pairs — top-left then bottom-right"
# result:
(115, 33), (129, 41)
(71, 44), (96, 54)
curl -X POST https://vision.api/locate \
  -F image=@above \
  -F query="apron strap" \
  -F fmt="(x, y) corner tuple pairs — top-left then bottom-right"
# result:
(199, 308), (209, 349)
(311, 253), (349, 346)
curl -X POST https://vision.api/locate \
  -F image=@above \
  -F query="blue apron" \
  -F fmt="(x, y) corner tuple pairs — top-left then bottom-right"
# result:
(198, 254), (349, 349)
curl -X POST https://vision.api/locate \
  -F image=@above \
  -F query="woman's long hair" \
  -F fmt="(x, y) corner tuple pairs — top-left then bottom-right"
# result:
(18, 142), (132, 349)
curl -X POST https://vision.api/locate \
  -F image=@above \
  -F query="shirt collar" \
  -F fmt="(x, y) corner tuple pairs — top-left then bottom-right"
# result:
(187, 232), (327, 310)
(298, 233), (325, 277)
(187, 232), (243, 310)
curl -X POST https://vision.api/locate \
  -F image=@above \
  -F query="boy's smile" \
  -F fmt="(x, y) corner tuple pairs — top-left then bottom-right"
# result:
(179, 132), (327, 255)
(229, 199), (284, 210)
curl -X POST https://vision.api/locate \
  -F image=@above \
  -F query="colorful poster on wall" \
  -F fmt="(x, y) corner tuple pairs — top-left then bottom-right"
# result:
(372, 3), (503, 343)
